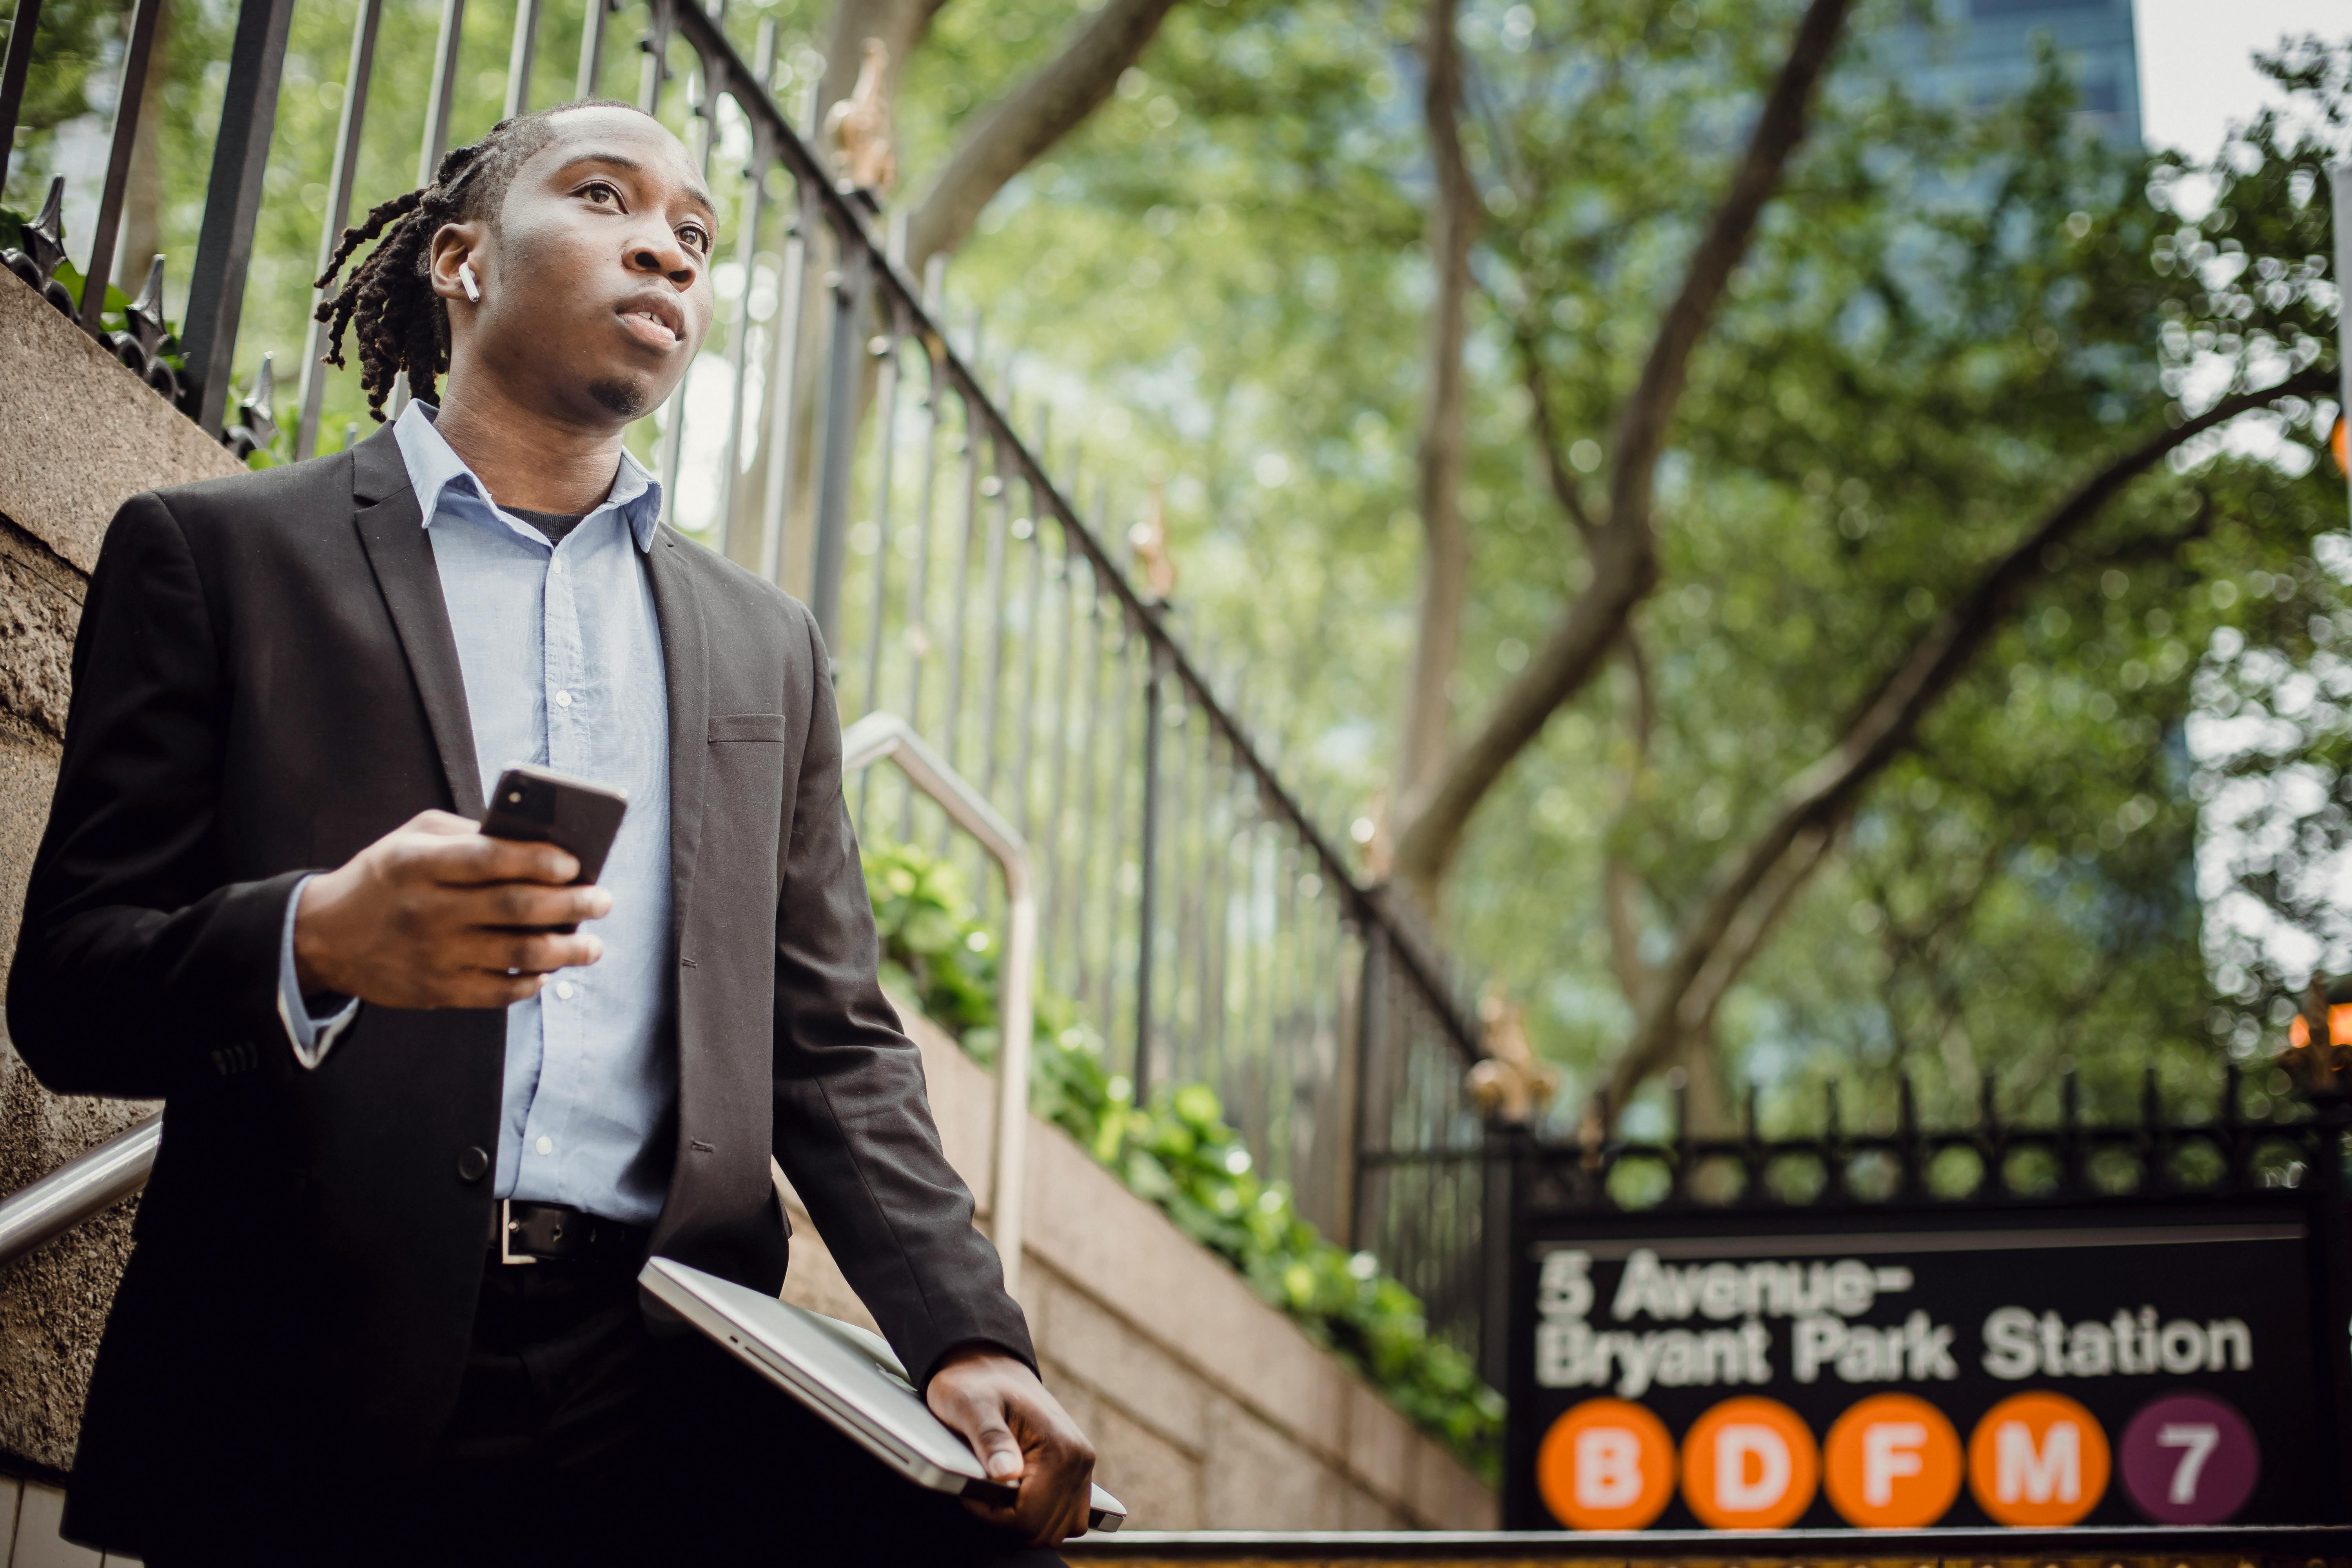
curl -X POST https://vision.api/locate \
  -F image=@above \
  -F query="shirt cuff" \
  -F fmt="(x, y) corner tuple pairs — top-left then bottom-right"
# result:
(277, 873), (359, 1069)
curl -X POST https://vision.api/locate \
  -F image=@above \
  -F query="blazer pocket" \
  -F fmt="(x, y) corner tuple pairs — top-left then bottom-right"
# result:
(710, 712), (788, 744)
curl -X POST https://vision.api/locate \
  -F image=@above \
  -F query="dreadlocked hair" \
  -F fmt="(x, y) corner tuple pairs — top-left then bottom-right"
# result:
(313, 100), (643, 419)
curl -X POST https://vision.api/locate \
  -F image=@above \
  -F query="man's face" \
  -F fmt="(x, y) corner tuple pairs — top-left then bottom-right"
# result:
(441, 107), (717, 425)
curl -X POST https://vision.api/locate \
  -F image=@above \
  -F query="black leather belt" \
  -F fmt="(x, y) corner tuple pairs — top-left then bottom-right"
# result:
(490, 1199), (648, 1266)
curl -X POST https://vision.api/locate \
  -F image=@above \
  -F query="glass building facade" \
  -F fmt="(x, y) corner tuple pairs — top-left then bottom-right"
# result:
(1896, 0), (2144, 147)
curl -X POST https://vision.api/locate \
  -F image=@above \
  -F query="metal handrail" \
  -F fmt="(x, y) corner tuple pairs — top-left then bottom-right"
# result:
(839, 710), (1035, 1300)
(0, 1112), (160, 1268)
(0, 715), (1034, 1300)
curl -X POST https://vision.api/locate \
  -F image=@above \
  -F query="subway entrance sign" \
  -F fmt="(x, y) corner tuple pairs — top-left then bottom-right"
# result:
(1499, 1082), (2352, 1531)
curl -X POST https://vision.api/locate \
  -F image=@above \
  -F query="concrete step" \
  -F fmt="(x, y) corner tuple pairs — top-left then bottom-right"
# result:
(1063, 1526), (2352, 1568)
(0, 1476), (141, 1568)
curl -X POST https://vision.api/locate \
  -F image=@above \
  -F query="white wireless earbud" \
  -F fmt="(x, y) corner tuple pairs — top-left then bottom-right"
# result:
(459, 260), (481, 303)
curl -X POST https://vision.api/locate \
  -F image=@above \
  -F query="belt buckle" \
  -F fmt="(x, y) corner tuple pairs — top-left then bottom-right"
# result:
(498, 1199), (538, 1267)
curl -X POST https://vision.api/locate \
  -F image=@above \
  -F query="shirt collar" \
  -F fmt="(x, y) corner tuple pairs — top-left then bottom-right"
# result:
(391, 400), (663, 553)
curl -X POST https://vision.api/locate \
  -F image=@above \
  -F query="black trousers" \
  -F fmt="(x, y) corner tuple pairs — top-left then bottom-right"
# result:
(151, 1252), (1069, 1567)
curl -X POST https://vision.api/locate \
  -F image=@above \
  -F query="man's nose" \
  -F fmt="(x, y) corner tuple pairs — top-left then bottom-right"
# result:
(627, 232), (697, 287)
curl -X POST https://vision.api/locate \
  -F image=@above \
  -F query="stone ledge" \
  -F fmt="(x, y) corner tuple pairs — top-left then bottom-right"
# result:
(853, 1003), (1494, 1529)
(0, 270), (242, 577)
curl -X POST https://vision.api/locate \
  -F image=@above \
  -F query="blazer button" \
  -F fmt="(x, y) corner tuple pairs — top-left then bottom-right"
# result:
(457, 1147), (490, 1183)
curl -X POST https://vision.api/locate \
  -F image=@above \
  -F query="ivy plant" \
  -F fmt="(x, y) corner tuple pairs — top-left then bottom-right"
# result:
(863, 836), (1504, 1479)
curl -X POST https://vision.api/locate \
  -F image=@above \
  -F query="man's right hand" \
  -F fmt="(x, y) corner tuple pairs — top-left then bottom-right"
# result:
(293, 809), (611, 1009)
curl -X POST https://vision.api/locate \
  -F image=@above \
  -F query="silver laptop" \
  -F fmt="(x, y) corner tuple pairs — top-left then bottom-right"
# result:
(640, 1256), (1126, 1534)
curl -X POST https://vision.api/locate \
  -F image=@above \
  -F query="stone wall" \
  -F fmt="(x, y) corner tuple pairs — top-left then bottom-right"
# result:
(787, 1008), (1495, 1530)
(0, 270), (241, 1474)
(0, 267), (1496, 1529)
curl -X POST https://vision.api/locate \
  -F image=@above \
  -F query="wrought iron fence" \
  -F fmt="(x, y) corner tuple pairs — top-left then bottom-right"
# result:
(0, 0), (1496, 1359)
(1513, 1063), (2352, 1218)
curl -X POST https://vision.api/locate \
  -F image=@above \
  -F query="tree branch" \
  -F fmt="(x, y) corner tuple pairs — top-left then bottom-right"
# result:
(902, 0), (1186, 273)
(1596, 369), (2332, 1114)
(1390, 0), (1855, 893)
(1675, 813), (1835, 1060)
(1604, 634), (1655, 1001)
(1599, 0), (1855, 537)
(1396, 0), (1481, 820)
(1517, 322), (1597, 540)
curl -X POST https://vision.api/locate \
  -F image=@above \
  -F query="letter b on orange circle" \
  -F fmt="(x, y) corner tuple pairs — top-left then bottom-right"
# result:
(1535, 1399), (1675, 1530)
(1968, 1391), (2111, 1526)
(1824, 1393), (1962, 1527)
(1681, 1396), (1819, 1529)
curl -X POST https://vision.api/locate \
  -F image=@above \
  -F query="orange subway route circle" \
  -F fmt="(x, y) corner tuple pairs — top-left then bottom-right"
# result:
(1681, 1395), (1820, 1530)
(1967, 1390), (2111, 1526)
(1822, 1392), (1963, 1528)
(1535, 1397), (1676, 1530)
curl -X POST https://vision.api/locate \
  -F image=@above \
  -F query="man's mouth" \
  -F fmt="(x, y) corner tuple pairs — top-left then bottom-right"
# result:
(616, 301), (684, 349)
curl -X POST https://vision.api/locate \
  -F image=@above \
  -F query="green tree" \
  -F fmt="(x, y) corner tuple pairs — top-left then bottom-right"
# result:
(932, 8), (2347, 1128)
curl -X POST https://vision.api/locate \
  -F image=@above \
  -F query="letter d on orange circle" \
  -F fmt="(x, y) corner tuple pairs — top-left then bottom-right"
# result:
(1536, 1398), (1676, 1530)
(1824, 1392), (1963, 1528)
(1681, 1396), (1819, 1529)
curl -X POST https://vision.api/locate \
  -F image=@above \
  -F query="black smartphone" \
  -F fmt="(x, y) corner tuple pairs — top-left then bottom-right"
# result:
(479, 765), (629, 932)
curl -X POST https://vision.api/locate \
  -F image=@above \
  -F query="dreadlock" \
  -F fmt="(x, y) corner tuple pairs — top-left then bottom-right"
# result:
(314, 100), (643, 419)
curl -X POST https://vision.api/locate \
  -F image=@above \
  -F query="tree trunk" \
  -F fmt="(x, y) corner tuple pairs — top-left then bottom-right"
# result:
(725, 0), (1185, 591)
(1394, 0), (1477, 858)
(902, 0), (1186, 276)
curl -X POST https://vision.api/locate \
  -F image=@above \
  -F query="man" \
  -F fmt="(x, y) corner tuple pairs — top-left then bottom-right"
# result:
(8, 99), (1093, 1564)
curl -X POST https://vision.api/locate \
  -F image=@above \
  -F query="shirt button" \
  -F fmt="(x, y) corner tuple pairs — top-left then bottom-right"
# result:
(555, 689), (573, 708)
(550, 557), (564, 574)
(535, 1136), (554, 1156)
(555, 980), (575, 1000)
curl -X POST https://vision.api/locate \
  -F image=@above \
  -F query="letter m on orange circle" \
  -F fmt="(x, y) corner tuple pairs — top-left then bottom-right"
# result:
(1968, 1390), (2111, 1526)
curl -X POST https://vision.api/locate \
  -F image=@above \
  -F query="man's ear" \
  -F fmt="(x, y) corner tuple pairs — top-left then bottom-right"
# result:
(426, 222), (487, 304)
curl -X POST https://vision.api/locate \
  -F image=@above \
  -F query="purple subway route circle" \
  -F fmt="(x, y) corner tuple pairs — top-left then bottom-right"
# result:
(2118, 1392), (2258, 1524)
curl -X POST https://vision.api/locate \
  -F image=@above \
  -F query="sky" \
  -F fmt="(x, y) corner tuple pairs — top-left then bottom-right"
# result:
(2134, 0), (2350, 158)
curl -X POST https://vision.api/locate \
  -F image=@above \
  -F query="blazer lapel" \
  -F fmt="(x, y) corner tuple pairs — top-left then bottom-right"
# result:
(643, 527), (709, 950)
(350, 427), (486, 817)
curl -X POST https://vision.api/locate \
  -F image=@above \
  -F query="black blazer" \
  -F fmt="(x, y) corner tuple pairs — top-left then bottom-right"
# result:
(8, 426), (1030, 1546)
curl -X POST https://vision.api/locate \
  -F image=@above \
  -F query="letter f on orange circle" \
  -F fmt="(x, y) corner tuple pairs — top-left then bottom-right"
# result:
(1824, 1393), (1962, 1528)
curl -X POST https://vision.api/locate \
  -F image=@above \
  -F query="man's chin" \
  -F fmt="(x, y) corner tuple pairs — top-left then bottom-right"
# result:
(587, 377), (653, 419)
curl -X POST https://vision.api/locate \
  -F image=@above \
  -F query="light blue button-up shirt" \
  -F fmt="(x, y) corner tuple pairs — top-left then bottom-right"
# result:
(277, 404), (678, 1226)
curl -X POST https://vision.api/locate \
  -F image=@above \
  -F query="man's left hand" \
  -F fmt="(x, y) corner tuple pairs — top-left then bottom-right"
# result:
(927, 1345), (1097, 1544)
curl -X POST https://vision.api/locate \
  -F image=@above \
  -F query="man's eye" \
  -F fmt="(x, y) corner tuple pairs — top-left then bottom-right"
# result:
(681, 225), (712, 253)
(582, 182), (619, 205)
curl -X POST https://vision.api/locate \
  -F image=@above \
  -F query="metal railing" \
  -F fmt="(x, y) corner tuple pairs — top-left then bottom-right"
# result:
(840, 710), (1034, 1299)
(0, 0), (1494, 1359)
(0, 1112), (158, 1268)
